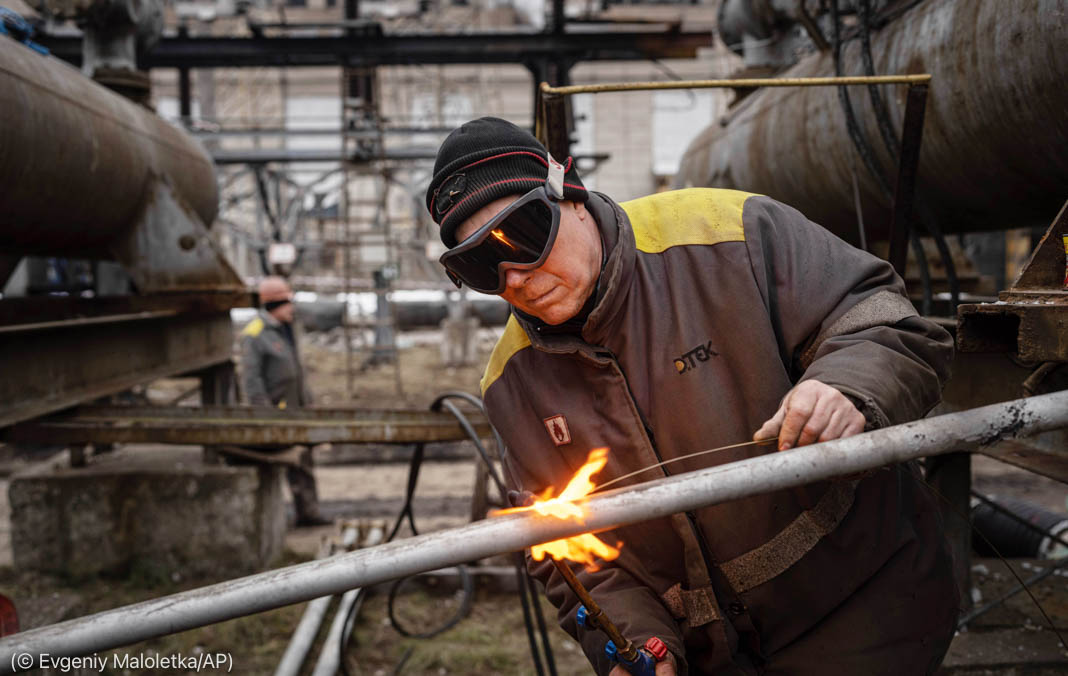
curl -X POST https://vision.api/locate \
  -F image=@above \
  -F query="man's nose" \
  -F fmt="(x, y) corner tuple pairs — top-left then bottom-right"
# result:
(504, 267), (532, 289)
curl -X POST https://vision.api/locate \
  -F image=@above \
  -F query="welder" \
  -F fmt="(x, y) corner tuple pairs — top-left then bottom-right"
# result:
(426, 118), (959, 675)
(239, 276), (328, 527)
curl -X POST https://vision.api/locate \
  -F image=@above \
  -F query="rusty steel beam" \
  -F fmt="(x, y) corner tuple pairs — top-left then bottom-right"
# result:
(39, 27), (714, 70)
(958, 201), (1068, 362)
(0, 314), (233, 428)
(977, 439), (1068, 485)
(0, 292), (252, 328)
(3, 405), (492, 445)
(887, 83), (928, 277)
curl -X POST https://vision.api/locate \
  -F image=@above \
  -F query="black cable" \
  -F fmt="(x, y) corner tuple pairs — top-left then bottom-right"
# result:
(831, 0), (934, 314)
(830, 0), (891, 200)
(337, 392), (556, 675)
(856, 0), (899, 164)
(387, 442), (425, 541)
(910, 234), (933, 316)
(438, 398), (507, 497)
(514, 551), (547, 676)
(432, 392), (558, 676)
(526, 562), (559, 676)
(387, 564), (475, 639)
(857, 0), (959, 311)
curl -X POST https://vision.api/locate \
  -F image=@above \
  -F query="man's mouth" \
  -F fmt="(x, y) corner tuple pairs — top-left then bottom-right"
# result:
(527, 286), (557, 306)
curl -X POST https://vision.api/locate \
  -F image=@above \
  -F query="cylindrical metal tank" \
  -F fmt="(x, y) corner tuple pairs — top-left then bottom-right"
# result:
(0, 36), (217, 258)
(675, 0), (1068, 243)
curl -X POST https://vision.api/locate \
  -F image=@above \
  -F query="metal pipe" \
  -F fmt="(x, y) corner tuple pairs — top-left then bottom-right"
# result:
(2, 390), (1067, 672)
(310, 526), (384, 676)
(540, 74), (932, 96)
(273, 597), (332, 676)
(0, 38), (217, 258)
(675, 0), (1068, 242)
(274, 527), (361, 676)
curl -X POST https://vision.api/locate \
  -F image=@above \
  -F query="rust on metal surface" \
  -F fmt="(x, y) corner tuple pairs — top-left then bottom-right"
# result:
(0, 292), (252, 328)
(674, 0), (1068, 243)
(958, 201), (1068, 362)
(0, 39), (218, 259)
(0, 314), (234, 428)
(886, 83), (928, 277)
(976, 439), (1068, 485)
(4, 405), (493, 445)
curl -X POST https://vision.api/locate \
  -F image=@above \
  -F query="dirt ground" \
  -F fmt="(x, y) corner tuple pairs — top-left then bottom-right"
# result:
(3, 327), (1068, 673)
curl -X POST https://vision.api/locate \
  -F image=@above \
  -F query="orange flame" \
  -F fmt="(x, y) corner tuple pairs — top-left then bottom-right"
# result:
(490, 228), (517, 250)
(499, 447), (622, 571)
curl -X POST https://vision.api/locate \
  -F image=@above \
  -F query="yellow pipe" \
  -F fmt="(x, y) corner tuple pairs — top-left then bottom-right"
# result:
(539, 74), (932, 97)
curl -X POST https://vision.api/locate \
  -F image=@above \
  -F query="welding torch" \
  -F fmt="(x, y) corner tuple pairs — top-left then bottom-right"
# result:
(549, 558), (669, 676)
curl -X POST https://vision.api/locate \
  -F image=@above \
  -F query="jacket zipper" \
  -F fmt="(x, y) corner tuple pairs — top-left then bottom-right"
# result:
(598, 349), (722, 578)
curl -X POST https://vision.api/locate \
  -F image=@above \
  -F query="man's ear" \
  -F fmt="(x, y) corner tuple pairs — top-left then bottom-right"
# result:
(565, 199), (588, 221)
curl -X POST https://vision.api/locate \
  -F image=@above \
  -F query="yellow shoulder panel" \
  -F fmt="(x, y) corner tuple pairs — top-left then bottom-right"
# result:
(241, 317), (265, 338)
(480, 315), (532, 396)
(621, 188), (757, 253)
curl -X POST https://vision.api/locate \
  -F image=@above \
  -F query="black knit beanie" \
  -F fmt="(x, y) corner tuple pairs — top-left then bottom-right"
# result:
(426, 117), (588, 247)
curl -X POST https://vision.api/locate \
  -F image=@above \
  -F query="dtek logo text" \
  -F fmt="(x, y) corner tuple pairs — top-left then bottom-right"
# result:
(674, 340), (718, 374)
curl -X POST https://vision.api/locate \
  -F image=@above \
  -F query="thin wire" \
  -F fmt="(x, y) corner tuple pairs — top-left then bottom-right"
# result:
(911, 471), (1066, 647)
(591, 439), (777, 493)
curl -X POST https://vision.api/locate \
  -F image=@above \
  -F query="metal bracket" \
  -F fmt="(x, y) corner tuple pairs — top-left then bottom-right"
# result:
(109, 177), (245, 294)
(957, 201), (1068, 361)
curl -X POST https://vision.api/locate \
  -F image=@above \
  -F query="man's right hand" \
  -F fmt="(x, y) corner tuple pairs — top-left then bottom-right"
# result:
(608, 660), (675, 676)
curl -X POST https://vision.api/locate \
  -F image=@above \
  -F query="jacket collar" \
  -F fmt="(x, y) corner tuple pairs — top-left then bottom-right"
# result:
(511, 191), (636, 354)
(581, 192), (635, 347)
(257, 309), (284, 330)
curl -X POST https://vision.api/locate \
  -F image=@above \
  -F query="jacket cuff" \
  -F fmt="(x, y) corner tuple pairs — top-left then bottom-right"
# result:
(838, 389), (891, 430)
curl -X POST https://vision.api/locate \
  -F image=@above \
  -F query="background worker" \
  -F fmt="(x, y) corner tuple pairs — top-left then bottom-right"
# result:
(239, 276), (329, 527)
(427, 118), (959, 675)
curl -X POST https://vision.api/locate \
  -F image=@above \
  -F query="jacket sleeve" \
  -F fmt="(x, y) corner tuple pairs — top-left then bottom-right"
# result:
(741, 195), (953, 427)
(240, 336), (271, 406)
(530, 553), (687, 676)
(498, 441), (689, 675)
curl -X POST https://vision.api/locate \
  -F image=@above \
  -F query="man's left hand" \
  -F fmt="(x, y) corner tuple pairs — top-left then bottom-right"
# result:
(753, 380), (865, 450)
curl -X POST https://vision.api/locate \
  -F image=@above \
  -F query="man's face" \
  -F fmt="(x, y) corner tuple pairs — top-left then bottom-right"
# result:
(270, 300), (295, 324)
(454, 196), (602, 325)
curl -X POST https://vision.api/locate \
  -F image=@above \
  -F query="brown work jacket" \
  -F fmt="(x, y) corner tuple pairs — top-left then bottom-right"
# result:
(481, 189), (959, 675)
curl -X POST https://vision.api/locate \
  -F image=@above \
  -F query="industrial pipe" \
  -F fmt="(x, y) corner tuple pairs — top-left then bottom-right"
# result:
(273, 526), (361, 676)
(309, 526), (383, 676)
(0, 37), (217, 258)
(675, 0), (1068, 242)
(273, 597), (331, 676)
(2, 390), (1067, 671)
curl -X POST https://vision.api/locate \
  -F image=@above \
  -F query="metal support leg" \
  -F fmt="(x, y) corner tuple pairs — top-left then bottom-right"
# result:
(530, 59), (574, 162)
(200, 362), (235, 464)
(925, 451), (972, 612)
(887, 83), (928, 278)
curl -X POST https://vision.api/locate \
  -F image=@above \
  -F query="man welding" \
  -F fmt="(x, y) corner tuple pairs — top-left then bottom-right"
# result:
(427, 118), (959, 675)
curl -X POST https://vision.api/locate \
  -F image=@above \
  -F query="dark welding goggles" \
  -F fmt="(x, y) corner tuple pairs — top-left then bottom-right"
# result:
(438, 154), (567, 294)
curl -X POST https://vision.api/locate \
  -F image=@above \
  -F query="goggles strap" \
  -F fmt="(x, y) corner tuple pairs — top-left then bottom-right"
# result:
(546, 153), (566, 200)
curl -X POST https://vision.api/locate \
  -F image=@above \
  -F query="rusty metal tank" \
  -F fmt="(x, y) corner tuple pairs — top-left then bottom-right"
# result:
(0, 35), (217, 258)
(675, 0), (1068, 243)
